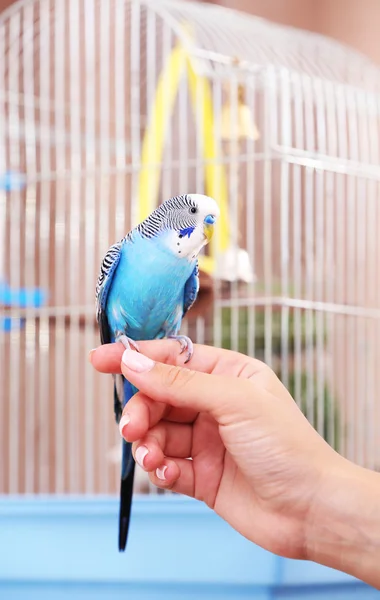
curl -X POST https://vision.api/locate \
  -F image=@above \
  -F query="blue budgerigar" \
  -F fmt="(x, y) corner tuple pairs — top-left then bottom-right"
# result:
(95, 193), (220, 551)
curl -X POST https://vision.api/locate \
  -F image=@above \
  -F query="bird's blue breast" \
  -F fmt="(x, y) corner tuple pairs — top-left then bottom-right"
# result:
(105, 233), (194, 341)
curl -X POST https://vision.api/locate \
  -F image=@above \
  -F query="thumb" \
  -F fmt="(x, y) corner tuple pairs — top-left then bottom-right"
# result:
(120, 348), (252, 423)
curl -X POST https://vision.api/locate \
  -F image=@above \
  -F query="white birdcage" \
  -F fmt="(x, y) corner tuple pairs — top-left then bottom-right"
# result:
(1, 0), (380, 497)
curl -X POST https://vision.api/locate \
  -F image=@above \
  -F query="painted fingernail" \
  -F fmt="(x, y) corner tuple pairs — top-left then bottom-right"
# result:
(156, 465), (167, 481)
(119, 414), (130, 438)
(122, 349), (155, 373)
(88, 348), (97, 363)
(135, 446), (149, 468)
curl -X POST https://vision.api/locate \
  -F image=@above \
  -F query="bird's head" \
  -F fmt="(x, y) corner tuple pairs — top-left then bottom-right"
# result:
(145, 193), (220, 260)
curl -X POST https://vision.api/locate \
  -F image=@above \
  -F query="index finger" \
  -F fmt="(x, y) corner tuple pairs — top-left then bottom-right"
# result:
(89, 339), (268, 378)
(89, 340), (285, 397)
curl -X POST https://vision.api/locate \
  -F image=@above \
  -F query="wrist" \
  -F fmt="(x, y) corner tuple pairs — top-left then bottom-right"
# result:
(305, 455), (380, 588)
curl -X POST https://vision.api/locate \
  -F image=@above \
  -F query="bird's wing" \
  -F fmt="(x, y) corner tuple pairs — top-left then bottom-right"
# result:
(95, 239), (123, 344)
(182, 260), (200, 318)
(163, 261), (200, 338)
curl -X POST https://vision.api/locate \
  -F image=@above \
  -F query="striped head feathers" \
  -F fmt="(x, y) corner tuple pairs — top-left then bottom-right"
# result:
(131, 193), (220, 260)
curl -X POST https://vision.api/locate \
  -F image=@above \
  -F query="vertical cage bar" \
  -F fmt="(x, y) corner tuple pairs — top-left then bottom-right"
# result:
(114, 0), (127, 241)
(212, 75), (223, 350)
(53, 0), (66, 494)
(375, 95), (380, 471)
(355, 90), (369, 467)
(192, 38), (206, 356)
(130, 0), (141, 227)
(376, 95), (380, 471)
(366, 91), (380, 470)
(38, 0), (51, 494)
(324, 79), (338, 451)
(193, 64), (206, 346)
(22, 1), (37, 493)
(335, 83), (348, 459)
(303, 74), (315, 428)
(246, 74), (256, 359)
(98, 0), (112, 494)
(8, 9), (22, 494)
(0, 11), (7, 494)
(314, 77), (327, 441)
(145, 4), (156, 220)
(178, 47), (189, 346)
(279, 69), (290, 389)
(292, 72), (304, 408)
(178, 54), (188, 192)
(161, 20), (172, 202)
(346, 85), (359, 464)
(228, 75), (239, 352)
(263, 67), (276, 367)
(83, 0), (96, 493)
(68, 0), (81, 493)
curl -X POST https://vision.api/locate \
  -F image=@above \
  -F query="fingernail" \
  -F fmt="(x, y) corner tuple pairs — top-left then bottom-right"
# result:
(88, 348), (97, 363)
(122, 349), (155, 373)
(135, 446), (149, 468)
(156, 465), (167, 481)
(119, 413), (130, 438)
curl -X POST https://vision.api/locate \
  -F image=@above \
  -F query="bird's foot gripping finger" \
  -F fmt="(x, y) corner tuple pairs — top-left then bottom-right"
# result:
(116, 334), (140, 352)
(168, 335), (194, 364)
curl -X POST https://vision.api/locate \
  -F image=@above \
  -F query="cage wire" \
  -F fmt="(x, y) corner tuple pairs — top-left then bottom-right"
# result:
(1, 0), (380, 497)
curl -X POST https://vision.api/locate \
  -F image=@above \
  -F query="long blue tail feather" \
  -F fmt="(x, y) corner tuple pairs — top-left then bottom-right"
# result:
(118, 377), (137, 551)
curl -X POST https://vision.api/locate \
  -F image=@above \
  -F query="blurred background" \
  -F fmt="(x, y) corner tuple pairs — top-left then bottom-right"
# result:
(1, 0), (380, 598)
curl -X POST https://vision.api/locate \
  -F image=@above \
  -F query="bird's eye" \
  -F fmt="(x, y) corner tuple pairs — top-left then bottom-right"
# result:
(190, 206), (197, 214)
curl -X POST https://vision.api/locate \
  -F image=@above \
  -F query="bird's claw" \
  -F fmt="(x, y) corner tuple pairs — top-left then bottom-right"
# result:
(116, 334), (140, 352)
(168, 335), (193, 364)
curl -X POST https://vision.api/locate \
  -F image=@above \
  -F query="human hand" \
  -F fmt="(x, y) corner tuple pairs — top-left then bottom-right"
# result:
(90, 340), (342, 561)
